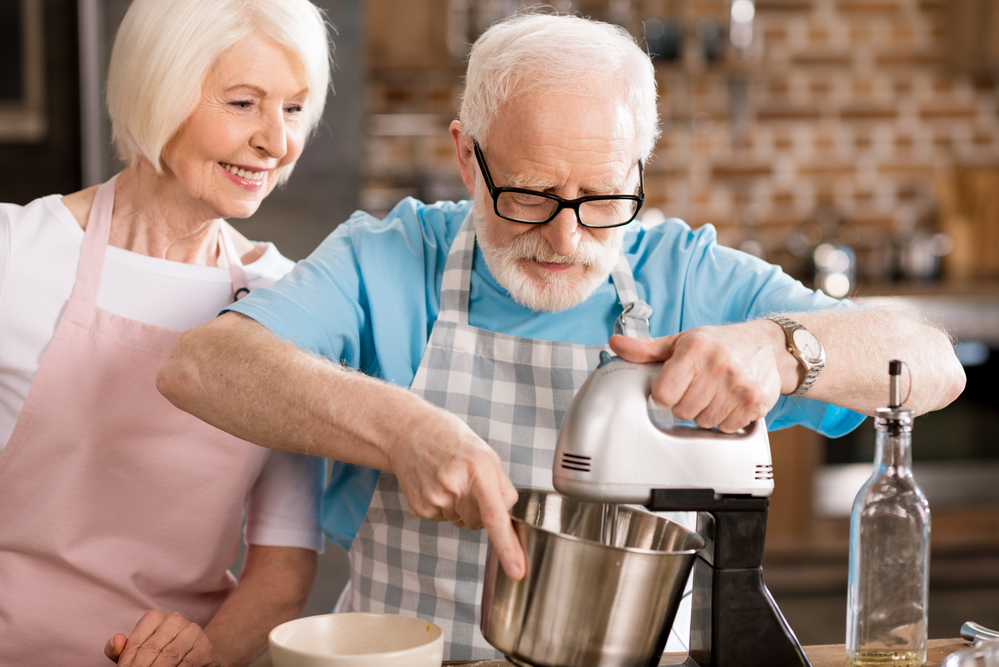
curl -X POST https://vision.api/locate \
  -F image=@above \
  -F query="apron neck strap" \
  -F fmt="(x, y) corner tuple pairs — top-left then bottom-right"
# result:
(71, 175), (119, 304)
(438, 211), (654, 337)
(217, 223), (250, 302)
(437, 210), (476, 324)
(609, 254), (653, 338)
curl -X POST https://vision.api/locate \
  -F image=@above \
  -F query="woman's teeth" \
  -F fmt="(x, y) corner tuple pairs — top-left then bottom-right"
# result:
(221, 163), (265, 182)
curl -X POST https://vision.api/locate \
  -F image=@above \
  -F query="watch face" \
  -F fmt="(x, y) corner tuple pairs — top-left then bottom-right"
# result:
(792, 328), (822, 361)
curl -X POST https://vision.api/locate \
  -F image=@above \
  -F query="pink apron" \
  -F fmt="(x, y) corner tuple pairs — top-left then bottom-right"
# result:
(0, 176), (271, 666)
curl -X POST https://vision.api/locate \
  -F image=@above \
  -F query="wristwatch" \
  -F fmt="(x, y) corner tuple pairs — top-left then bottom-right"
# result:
(766, 316), (825, 396)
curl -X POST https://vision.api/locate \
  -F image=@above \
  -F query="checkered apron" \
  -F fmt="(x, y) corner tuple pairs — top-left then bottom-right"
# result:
(340, 213), (671, 660)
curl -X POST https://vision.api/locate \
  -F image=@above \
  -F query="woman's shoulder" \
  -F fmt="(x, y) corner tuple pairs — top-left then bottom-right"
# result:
(218, 221), (294, 285)
(1, 192), (88, 246)
(59, 185), (100, 230)
(243, 241), (294, 285)
(221, 220), (268, 265)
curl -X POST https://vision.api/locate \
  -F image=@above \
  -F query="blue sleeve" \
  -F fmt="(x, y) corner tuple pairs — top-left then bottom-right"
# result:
(321, 463), (381, 551)
(700, 240), (866, 437)
(681, 226), (844, 327)
(640, 221), (866, 437)
(226, 222), (379, 549)
(223, 199), (465, 551)
(767, 396), (866, 437)
(224, 211), (369, 368)
(688, 239), (867, 436)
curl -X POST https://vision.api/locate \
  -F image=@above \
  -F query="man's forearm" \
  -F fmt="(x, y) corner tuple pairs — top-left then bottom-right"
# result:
(774, 303), (965, 416)
(160, 312), (529, 580)
(610, 302), (966, 435)
(158, 311), (446, 466)
(205, 545), (317, 667)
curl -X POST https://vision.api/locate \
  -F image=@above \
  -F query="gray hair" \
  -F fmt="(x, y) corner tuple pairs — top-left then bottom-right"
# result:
(459, 13), (659, 162)
(107, 0), (332, 176)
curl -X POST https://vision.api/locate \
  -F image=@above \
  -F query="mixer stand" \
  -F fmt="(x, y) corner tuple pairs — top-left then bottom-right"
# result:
(647, 489), (812, 667)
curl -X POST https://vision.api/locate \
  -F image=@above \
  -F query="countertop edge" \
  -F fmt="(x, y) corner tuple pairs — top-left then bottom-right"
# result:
(435, 639), (974, 667)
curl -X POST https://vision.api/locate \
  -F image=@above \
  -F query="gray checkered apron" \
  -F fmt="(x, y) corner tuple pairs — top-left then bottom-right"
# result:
(339, 213), (672, 660)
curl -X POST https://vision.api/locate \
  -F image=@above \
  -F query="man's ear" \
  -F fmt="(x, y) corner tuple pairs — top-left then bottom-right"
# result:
(450, 120), (477, 196)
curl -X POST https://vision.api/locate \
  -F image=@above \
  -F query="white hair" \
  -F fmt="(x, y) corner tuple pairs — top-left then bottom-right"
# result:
(107, 0), (332, 175)
(459, 12), (659, 162)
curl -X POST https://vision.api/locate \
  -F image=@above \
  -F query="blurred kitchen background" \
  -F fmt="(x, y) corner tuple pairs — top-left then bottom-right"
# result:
(2, 0), (997, 646)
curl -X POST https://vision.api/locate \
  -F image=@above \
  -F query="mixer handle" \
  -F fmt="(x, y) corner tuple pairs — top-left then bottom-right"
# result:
(621, 358), (763, 438)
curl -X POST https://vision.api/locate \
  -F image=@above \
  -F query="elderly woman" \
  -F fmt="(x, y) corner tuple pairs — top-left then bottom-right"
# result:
(0, 1), (331, 665)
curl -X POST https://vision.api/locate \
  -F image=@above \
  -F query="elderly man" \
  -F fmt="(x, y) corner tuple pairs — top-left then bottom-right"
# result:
(158, 13), (965, 661)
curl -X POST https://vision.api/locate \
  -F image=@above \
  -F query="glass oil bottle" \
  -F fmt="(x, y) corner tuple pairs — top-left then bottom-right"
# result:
(846, 360), (930, 667)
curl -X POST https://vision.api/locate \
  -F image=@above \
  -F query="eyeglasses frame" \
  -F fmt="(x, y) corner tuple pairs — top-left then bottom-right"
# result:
(472, 140), (645, 229)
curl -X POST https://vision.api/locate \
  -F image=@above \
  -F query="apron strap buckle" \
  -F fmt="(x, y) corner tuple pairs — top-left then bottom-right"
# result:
(616, 301), (653, 336)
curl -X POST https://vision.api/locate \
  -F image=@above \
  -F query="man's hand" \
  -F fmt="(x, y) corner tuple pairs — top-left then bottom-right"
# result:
(386, 409), (526, 581)
(105, 611), (222, 667)
(609, 319), (791, 433)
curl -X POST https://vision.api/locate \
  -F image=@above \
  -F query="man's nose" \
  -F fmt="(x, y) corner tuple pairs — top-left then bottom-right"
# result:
(539, 207), (581, 256)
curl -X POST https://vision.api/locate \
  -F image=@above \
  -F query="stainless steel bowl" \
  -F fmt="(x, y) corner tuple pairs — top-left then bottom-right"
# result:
(943, 642), (999, 667)
(481, 489), (704, 667)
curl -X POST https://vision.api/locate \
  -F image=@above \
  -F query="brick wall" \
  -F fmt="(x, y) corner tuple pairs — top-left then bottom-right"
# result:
(362, 0), (999, 286)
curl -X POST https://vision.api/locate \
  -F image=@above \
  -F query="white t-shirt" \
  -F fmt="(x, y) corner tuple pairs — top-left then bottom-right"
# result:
(0, 194), (324, 552)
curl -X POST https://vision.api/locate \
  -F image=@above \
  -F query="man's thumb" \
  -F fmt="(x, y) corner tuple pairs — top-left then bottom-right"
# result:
(609, 333), (675, 363)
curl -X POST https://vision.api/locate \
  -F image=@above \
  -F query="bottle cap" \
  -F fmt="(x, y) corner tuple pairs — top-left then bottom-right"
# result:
(875, 405), (914, 432)
(879, 359), (913, 432)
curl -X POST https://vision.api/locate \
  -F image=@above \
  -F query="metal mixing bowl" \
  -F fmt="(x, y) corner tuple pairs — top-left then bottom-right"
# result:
(480, 489), (704, 667)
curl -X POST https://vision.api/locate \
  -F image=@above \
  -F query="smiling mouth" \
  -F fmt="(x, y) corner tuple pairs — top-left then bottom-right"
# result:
(220, 162), (265, 182)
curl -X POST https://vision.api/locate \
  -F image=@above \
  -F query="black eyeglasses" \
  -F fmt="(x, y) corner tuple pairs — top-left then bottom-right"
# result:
(472, 140), (644, 229)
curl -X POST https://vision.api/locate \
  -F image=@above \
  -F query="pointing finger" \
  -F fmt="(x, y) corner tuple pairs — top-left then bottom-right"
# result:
(484, 507), (525, 581)
(473, 476), (525, 581)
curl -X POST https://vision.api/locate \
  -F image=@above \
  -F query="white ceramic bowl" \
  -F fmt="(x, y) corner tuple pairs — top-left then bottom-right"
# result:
(268, 613), (444, 667)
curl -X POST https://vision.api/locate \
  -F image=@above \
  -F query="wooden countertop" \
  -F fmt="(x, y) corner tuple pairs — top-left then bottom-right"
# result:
(803, 639), (968, 666)
(253, 638), (970, 666)
(434, 639), (971, 666)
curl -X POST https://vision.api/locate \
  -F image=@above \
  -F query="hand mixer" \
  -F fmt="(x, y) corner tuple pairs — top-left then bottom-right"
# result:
(553, 352), (812, 667)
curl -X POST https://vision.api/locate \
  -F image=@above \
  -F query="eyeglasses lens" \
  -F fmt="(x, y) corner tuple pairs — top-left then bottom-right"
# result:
(495, 192), (639, 227)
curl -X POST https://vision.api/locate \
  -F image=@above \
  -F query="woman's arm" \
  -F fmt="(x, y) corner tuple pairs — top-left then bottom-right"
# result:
(205, 545), (318, 666)
(106, 545), (317, 667)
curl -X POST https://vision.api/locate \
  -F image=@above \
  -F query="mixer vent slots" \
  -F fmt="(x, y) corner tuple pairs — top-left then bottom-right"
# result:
(560, 453), (591, 472)
(755, 463), (773, 481)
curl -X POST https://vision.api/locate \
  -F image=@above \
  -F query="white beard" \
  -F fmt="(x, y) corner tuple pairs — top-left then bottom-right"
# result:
(473, 198), (624, 313)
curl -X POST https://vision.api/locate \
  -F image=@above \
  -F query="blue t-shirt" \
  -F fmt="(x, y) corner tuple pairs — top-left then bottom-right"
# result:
(227, 198), (865, 548)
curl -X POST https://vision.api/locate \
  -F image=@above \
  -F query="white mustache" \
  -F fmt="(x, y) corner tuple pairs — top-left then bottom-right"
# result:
(504, 229), (611, 266)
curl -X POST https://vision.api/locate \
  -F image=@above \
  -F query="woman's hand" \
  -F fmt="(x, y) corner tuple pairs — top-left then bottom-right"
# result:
(105, 610), (223, 667)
